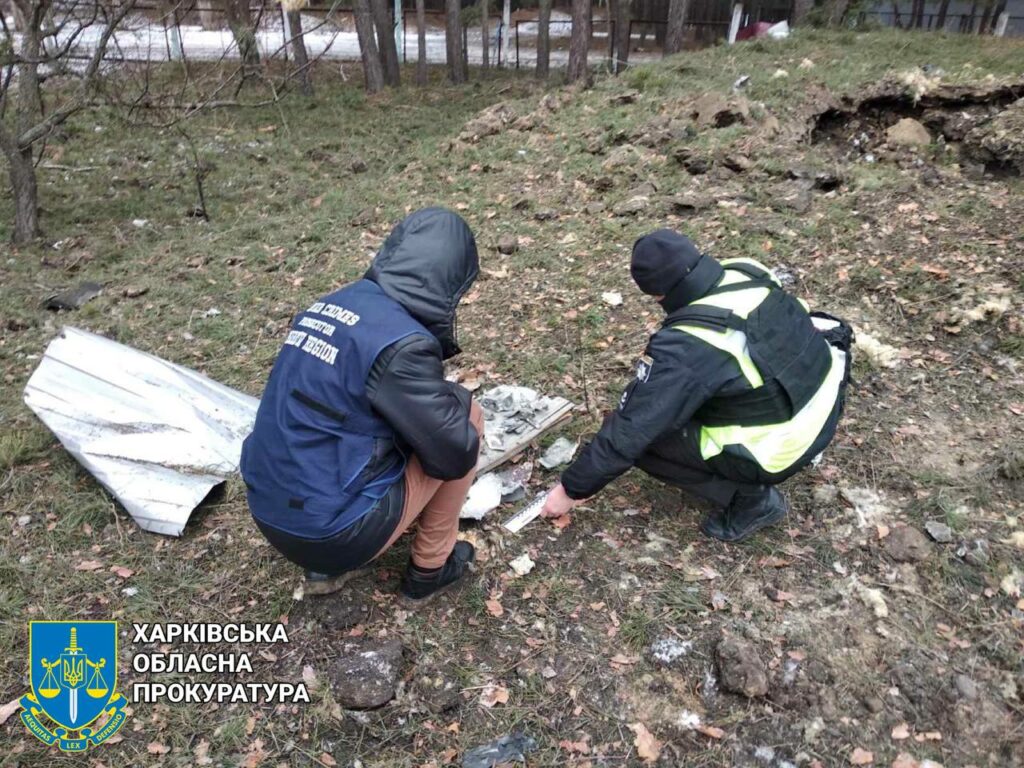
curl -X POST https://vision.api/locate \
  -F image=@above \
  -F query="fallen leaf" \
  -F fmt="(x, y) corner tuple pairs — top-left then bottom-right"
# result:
(319, 753), (337, 767)
(485, 599), (504, 618)
(891, 723), (911, 740)
(558, 738), (591, 754)
(147, 742), (171, 755)
(695, 724), (725, 739)
(850, 747), (874, 765)
(110, 565), (134, 579)
(629, 722), (662, 763)
(609, 653), (638, 669)
(75, 560), (104, 571)
(0, 697), (21, 726)
(1001, 531), (1024, 550)
(302, 665), (318, 691)
(479, 684), (509, 708)
(551, 513), (573, 530)
(891, 753), (918, 768)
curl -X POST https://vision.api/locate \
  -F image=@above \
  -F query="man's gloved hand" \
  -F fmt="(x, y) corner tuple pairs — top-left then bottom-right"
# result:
(540, 483), (584, 519)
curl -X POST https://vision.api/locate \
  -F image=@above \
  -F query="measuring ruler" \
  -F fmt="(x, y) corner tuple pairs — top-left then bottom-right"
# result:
(502, 492), (551, 533)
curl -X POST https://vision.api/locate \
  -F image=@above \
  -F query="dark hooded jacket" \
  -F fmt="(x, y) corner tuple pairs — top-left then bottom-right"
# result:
(241, 208), (479, 539)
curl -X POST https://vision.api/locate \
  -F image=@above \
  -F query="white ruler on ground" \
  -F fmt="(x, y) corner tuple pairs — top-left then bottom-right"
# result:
(502, 492), (551, 533)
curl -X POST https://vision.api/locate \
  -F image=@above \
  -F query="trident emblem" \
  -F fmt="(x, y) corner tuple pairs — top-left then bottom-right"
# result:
(38, 627), (108, 725)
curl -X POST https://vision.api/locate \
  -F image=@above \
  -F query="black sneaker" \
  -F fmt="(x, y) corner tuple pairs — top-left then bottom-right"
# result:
(399, 541), (476, 606)
(700, 486), (789, 543)
(302, 568), (369, 597)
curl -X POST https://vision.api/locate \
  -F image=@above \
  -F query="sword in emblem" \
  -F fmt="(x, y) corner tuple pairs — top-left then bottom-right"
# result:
(62, 627), (85, 726)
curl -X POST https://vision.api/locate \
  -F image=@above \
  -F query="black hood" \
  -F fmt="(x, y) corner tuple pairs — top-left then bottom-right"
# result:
(365, 207), (479, 359)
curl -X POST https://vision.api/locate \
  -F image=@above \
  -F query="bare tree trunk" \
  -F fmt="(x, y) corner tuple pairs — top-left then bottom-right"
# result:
(445, 0), (466, 84)
(978, 0), (994, 32)
(936, 0), (951, 29)
(480, 0), (489, 69)
(415, 0), (428, 85)
(912, 0), (925, 27)
(536, 0), (552, 78)
(286, 10), (314, 96)
(566, 0), (590, 83)
(196, 0), (218, 31)
(353, 0), (386, 93)
(370, 0), (401, 86)
(663, 0), (688, 55)
(791, 0), (814, 24)
(612, 0), (631, 71)
(6, 145), (40, 243)
(224, 0), (260, 75)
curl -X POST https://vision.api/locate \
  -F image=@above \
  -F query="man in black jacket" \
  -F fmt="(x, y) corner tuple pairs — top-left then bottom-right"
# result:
(541, 230), (849, 542)
(241, 208), (482, 604)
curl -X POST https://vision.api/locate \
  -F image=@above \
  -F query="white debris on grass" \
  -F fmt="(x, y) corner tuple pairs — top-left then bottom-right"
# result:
(509, 553), (535, 577)
(957, 295), (1012, 323)
(677, 710), (702, 729)
(539, 437), (578, 469)
(840, 486), (891, 529)
(23, 326), (258, 536)
(650, 637), (693, 665)
(855, 332), (901, 368)
(460, 473), (503, 520)
(850, 576), (889, 618)
(601, 291), (623, 307)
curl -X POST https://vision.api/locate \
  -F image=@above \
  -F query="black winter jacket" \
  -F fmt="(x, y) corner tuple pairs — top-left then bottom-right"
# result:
(362, 208), (480, 482)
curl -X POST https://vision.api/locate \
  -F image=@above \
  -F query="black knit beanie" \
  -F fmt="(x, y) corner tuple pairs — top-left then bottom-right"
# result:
(630, 230), (703, 296)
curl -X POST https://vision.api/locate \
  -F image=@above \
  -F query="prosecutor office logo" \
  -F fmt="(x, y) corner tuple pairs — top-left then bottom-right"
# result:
(20, 621), (128, 752)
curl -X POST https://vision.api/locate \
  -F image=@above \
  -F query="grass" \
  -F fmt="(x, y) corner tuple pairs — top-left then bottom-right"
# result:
(2, 27), (1024, 768)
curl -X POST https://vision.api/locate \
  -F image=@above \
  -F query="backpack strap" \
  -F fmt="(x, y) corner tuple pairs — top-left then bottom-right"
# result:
(663, 304), (746, 333)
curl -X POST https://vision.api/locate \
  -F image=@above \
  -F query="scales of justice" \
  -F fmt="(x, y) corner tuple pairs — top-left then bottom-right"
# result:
(37, 627), (109, 725)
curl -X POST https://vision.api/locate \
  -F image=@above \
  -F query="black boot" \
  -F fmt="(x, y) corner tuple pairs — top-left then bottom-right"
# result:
(701, 486), (788, 543)
(400, 541), (475, 606)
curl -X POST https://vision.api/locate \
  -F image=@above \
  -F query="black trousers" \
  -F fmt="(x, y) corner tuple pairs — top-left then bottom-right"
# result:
(254, 482), (405, 576)
(636, 396), (843, 509)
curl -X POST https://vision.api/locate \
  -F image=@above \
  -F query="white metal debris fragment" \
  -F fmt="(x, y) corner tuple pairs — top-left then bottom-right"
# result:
(496, 461), (533, 503)
(539, 437), (578, 469)
(601, 291), (623, 307)
(23, 326), (258, 536)
(476, 385), (573, 473)
(460, 473), (503, 520)
(509, 553), (535, 577)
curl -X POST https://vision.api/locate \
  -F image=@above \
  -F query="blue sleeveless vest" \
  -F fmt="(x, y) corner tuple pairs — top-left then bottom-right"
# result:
(241, 279), (429, 538)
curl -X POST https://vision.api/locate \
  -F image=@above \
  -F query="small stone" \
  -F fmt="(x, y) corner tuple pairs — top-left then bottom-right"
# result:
(722, 154), (753, 172)
(17, 515), (31, 526)
(925, 520), (953, 543)
(350, 157), (369, 173)
(716, 635), (768, 698)
(863, 696), (885, 714)
(497, 235), (518, 255)
(612, 196), (649, 217)
(886, 118), (932, 147)
(414, 668), (461, 714)
(610, 89), (641, 105)
(670, 193), (713, 213)
(122, 285), (149, 298)
(533, 208), (558, 221)
(962, 539), (990, 567)
(585, 201), (606, 215)
(330, 637), (403, 709)
(954, 674), (979, 701)
(884, 526), (931, 563)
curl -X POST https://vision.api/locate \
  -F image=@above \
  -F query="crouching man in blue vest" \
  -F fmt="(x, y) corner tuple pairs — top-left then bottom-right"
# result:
(241, 208), (483, 605)
(541, 230), (852, 542)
